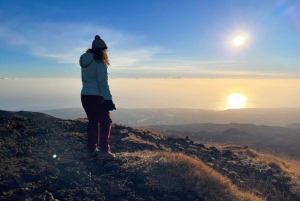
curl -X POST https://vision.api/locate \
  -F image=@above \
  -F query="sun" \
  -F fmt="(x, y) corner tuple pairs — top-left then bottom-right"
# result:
(232, 36), (245, 46)
(227, 94), (246, 109)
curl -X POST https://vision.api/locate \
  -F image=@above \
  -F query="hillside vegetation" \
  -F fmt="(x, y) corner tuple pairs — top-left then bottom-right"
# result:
(0, 113), (299, 200)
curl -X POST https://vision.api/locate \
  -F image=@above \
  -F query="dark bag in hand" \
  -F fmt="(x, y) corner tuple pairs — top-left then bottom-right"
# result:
(102, 100), (116, 111)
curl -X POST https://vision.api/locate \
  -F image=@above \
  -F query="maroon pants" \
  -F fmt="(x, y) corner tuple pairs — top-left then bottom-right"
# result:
(81, 95), (112, 152)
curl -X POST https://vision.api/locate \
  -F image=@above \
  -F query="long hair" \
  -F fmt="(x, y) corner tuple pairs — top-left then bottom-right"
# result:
(86, 48), (110, 66)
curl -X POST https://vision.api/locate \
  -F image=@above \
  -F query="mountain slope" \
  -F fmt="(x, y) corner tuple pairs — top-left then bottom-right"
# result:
(148, 123), (300, 158)
(286, 123), (300, 129)
(0, 110), (58, 121)
(0, 116), (299, 200)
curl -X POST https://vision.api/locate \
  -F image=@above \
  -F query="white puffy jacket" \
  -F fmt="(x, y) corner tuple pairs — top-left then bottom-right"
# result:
(79, 52), (112, 100)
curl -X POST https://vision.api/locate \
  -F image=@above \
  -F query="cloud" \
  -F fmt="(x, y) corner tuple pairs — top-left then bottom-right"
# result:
(0, 20), (242, 71)
(0, 21), (163, 67)
(109, 65), (294, 78)
(0, 27), (29, 46)
(1, 20), (298, 78)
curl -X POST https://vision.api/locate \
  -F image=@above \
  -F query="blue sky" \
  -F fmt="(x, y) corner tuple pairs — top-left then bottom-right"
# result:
(0, 0), (300, 78)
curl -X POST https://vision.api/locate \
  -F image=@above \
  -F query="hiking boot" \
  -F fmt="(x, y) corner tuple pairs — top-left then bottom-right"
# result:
(96, 151), (116, 159)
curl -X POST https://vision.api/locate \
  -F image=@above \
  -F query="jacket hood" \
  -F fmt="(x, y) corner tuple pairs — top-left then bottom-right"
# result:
(80, 53), (94, 68)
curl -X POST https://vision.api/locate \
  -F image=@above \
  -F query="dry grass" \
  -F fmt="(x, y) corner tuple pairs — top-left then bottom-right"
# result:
(230, 147), (300, 176)
(121, 133), (158, 148)
(233, 148), (300, 199)
(74, 118), (88, 123)
(204, 143), (224, 149)
(122, 151), (263, 201)
(244, 149), (259, 158)
(256, 153), (300, 176)
(209, 143), (300, 176)
(203, 144), (300, 200)
(134, 127), (165, 140)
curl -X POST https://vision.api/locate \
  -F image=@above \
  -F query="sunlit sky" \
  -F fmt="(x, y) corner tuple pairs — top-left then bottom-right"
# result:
(1, 0), (300, 78)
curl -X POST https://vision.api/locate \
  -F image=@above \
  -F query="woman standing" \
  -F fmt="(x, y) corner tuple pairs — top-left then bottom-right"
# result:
(80, 35), (116, 159)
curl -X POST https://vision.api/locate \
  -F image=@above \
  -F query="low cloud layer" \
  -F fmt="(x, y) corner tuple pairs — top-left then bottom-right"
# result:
(1, 78), (300, 111)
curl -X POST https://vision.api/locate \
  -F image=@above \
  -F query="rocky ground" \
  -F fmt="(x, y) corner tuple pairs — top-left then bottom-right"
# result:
(0, 115), (299, 201)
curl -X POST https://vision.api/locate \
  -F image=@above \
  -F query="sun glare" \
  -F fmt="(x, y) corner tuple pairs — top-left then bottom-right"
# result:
(232, 36), (245, 46)
(227, 94), (246, 109)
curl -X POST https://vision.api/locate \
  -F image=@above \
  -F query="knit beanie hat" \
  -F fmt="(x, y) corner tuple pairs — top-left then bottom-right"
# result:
(92, 35), (108, 49)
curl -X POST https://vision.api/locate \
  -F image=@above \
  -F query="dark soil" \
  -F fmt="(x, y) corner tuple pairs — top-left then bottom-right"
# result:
(0, 115), (299, 201)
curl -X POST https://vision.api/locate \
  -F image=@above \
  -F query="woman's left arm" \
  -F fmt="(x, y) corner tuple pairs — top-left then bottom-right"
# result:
(97, 63), (113, 100)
